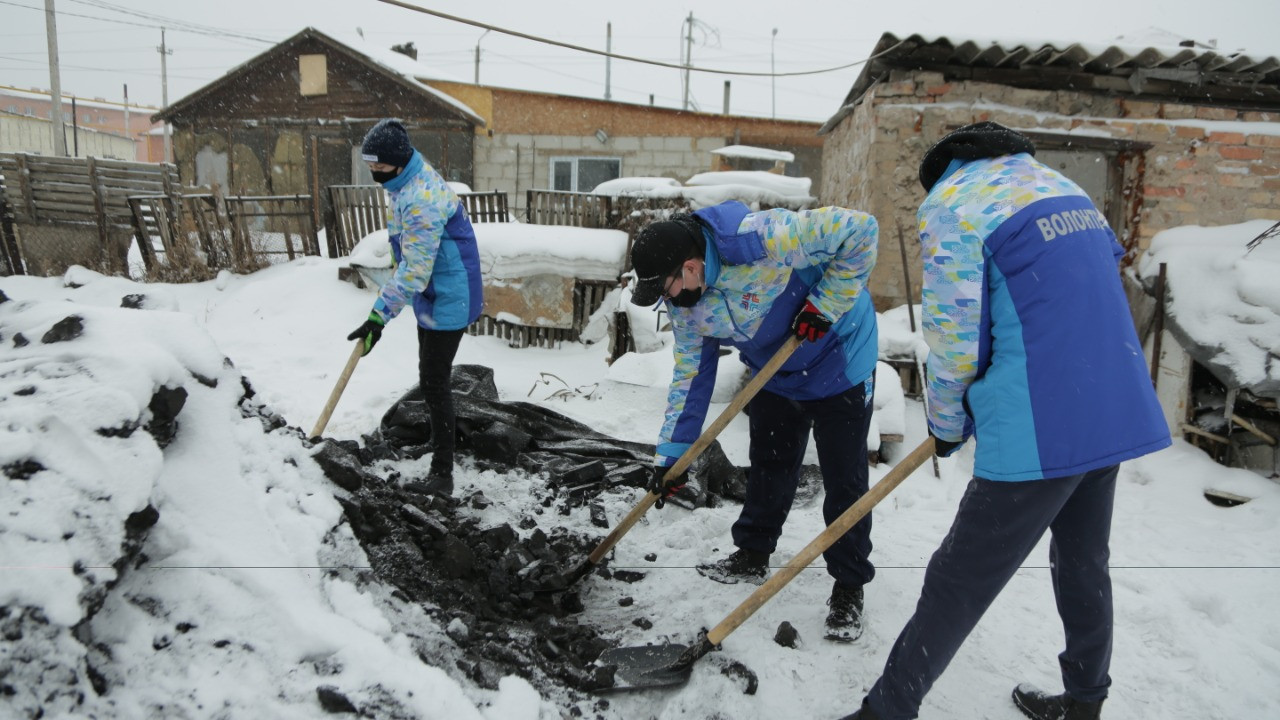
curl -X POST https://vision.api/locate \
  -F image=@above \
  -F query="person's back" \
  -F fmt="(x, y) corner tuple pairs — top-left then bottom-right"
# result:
(919, 152), (1168, 481)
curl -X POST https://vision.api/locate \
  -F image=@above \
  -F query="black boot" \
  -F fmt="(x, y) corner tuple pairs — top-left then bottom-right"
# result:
(695, 548), (769, 585)
(1012, 684), (1104, 720)
(425, 460), (453, 497)
(824, 581), (864, 642)
(836, 697), (882, 720)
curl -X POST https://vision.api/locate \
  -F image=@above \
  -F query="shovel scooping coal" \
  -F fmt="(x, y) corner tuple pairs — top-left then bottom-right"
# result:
(595, 438), (936, 691)
(535, 337), (803, 594)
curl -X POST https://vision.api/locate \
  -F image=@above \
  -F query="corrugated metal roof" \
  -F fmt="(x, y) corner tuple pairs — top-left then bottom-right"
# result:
(821, 32), (1280, 133)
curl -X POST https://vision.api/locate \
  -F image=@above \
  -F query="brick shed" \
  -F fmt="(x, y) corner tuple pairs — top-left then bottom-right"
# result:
(819, 32), (1280, 310)
(423, 81), (824, 220)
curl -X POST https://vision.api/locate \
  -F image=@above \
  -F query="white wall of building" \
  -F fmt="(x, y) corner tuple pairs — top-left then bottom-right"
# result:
(1, 112), (136, 160)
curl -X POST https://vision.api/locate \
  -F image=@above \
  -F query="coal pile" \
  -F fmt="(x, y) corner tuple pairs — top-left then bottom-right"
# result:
(297, 364), (824, 709)
(302, 365), (759, 709)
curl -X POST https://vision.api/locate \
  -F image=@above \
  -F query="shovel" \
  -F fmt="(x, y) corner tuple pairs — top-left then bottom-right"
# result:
(597, 436), (936, 690)
(310, 341), (365, 438)
(542, 335), (804, 593)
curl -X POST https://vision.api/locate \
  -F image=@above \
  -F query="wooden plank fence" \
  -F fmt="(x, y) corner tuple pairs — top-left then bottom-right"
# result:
(525, 189), (613, 228)
(0, 152), (180, 275)
(328, 186), (511, 257)
(327, 185), (388, 258)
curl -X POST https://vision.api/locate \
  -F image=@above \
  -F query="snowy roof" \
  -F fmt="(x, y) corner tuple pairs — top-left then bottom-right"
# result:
(823, 30), (1280, 133)
(1138, 220), (1280, 399)
(591, 171), (815, 210)
(710, 145), (795, 163)
(348, 223), (629, 283)
(0, 86), (160, 114)
(155, 27), (482, 126)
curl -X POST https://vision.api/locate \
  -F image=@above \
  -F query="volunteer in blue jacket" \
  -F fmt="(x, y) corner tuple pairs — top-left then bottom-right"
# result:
(840, 123), (1171, 720)
(629, 200), (879, 641)
(347, 119), (483, 495)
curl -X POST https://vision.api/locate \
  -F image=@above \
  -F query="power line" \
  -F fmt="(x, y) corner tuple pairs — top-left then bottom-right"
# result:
(0, 0), (270, 44)
(374, 0), (902, 79)
(66, 0), (273, 43)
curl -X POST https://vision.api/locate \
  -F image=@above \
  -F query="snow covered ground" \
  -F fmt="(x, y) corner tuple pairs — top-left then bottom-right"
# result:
(2, 251), (1278, 719)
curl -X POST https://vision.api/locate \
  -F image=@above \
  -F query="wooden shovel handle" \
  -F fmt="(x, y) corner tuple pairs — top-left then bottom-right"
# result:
(585, 335), (804, 565)
(310, 341), (365, 439)
(705, 436), (936, 646)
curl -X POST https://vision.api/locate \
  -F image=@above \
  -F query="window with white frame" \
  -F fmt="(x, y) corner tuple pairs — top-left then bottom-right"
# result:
(550, 156), (621, 193)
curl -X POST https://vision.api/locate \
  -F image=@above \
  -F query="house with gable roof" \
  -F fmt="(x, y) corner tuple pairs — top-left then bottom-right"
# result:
(154, 27), (486, 228)
(155, 27), (825, 230)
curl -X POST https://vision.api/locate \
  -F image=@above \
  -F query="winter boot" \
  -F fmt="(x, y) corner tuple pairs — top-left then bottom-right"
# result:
(1012, 684), (1104, 720)
(695, 548), (769, 585)
(836, 697), (882, 719)
(425, 461), (454, 497)
(824, 581), (864, 643)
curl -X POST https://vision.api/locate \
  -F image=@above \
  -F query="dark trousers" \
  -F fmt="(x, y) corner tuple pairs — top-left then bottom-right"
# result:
(866, 464), (1118, 719)
(417, 327), (465, 474)
(732, 382), (875, 587)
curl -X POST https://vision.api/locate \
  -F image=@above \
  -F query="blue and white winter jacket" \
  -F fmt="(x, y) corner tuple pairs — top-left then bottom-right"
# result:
(654, 201), (879, 467)
(920, 153), (1170, 481)
(371, 150), (483, 331)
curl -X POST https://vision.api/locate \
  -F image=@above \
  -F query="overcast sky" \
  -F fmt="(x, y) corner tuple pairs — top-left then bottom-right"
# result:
(2, 0), (1277, 123)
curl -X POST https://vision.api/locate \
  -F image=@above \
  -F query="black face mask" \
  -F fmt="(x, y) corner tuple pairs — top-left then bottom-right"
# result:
(371, 168), (400, 184)
(669, 287), (702, 308)
(667, 268), (703, 308)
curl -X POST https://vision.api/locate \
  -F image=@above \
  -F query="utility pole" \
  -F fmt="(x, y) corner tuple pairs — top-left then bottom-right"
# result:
(123, 83), (131, 159)
(474, 29), (490, 85)
(682, 12), (693, 111)
(70, 96), (78, 156)
(45, 0), (67, 156)
(605, 22), (612, 101)
(771, 28), (778, 119)
(157, 28), (172, 162)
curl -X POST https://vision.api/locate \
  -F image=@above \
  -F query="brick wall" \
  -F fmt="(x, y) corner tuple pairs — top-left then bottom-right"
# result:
(821, 69), (1280, 310)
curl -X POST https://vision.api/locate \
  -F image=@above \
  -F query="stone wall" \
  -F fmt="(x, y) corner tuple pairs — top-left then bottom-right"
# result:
(821, 69), (1280, 311)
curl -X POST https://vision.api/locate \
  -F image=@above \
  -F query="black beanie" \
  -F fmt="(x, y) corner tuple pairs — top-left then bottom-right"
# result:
(918, 121), (1036, 191)
(361, 119), (414, 168)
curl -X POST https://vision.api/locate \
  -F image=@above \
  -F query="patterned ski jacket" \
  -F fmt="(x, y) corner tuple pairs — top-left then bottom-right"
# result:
(920, 153), (1170, 481)
(371, 150), (483, 331)
(654, 201), (879, 467)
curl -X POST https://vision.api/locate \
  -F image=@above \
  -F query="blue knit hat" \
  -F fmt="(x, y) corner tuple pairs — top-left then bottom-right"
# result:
(361, 119), (414, 167)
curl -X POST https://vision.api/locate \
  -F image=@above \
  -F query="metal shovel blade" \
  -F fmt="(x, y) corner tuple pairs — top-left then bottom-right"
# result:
(596, 643), (694, 690)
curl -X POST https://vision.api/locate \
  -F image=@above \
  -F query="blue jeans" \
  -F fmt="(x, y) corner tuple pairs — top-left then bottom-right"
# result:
(732, 381), (875, 587)
(865, 464), (1118, 719)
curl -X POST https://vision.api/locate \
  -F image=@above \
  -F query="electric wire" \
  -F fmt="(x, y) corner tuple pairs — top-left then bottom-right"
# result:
(375, 0), (903, 78)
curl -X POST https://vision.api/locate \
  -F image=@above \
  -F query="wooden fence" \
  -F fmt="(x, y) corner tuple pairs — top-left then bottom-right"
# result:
(0, 152), (179, 275)
(328, 185), (511, 257)
(525, 189), (613, 228)
(127, 191), (318, 271)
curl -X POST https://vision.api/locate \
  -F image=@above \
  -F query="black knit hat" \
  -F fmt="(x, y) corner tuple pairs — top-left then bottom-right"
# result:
(361, 119), (414, 168)
(629, 214), (704, 306)
(918, 121), (1036, 191)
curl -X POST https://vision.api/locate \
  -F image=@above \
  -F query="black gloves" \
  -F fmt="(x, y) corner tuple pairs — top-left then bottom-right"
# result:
(347, 312), (385, 356)
(792, 300), (832, 343)
(648, 465), (689, 509)
(930, 432), (964, 458)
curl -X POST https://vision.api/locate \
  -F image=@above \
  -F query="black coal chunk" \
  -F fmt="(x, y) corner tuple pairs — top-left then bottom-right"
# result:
(315, 685), (358, 714)
(774, 621), (800, 648)
(41, 315), (84, 344)
(312, 441), (375, 492)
